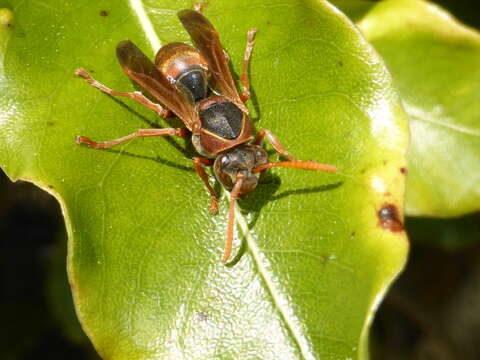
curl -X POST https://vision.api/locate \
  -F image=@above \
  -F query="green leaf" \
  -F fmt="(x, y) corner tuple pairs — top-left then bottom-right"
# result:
(332, 0), (480, 217)
(0, 0), (408, 359)
(0, 7), (13, 75)
(46, 236), (96, 348)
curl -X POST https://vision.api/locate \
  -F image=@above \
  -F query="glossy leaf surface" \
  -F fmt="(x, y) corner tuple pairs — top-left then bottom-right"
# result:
(0, 0), (408, 359)
(333, 0), (480, 217)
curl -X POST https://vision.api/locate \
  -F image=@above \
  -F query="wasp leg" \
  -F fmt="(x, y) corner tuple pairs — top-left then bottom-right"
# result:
(76, 128), (188, 149)
(252, 161), (338, 174)
(222, 174), (245, 264)
(254, 129), (297, 161)
(75, 68), (172, 118)
(253, 129), (339, 174)
(193, 157), (219, 215)
(240, 28), (258, 103)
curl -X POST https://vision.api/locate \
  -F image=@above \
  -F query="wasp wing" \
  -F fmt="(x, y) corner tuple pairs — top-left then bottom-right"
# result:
(116, 40), (199, 131)
(178, 10), (241, 103)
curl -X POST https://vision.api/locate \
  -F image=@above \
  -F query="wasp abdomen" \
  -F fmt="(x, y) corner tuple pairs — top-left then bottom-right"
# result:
(199, 101), (244, 139)
(155, 42), (208, 102)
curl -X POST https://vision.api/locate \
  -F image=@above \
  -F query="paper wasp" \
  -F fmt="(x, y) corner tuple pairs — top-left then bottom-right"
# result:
(75, 8), (337, 264)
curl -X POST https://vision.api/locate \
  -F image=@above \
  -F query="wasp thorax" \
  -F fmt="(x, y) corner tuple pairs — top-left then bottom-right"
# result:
(155, 42), (209, 102)
(214, 144), (268, 194)
(199, 98), (244, 139)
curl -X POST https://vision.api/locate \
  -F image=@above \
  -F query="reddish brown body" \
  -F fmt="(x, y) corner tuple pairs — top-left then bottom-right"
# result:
(155, 42), (208, 79)
(194, 96), (254, 157)
(74, 7), (337, 264)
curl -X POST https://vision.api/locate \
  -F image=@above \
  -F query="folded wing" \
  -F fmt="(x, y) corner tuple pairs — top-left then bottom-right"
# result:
(116, 40), (199, 131)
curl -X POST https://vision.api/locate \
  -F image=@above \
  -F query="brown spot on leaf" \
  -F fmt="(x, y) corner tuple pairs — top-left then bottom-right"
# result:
(338, 60), (344, 67)
(400, 167), (408, 175)
(100, 10), (108, 17)
(47, 121), (55, 126)
(378, 203), (404, 232)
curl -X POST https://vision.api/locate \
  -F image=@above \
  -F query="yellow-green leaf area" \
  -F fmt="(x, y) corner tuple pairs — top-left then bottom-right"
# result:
(0, 0), (408, 359)
(335, 0), (480, 217)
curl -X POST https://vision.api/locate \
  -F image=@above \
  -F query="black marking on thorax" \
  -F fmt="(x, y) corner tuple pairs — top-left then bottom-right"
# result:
(199, 101), (243, 139)
(176, 68), (208, 102)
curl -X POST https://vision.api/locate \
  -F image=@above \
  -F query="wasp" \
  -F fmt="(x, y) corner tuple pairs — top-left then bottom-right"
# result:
(75, 8), (337, 264)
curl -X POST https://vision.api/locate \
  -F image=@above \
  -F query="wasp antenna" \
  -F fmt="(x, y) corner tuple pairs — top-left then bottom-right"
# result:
(252, 160), (338, 174)
(221, 175), (245, 264)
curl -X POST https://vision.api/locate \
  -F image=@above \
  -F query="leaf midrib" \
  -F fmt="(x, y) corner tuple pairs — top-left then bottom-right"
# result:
(234, 200), (314, 359)
(130, 1), (314, 357)
(405, 102), (480, 137)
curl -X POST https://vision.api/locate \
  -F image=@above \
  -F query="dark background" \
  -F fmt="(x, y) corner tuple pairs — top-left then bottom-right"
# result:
(1, 1), (479, 359)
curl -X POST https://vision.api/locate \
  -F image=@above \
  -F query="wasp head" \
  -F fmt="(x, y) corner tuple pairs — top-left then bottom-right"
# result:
(213, 144), (268, 195)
